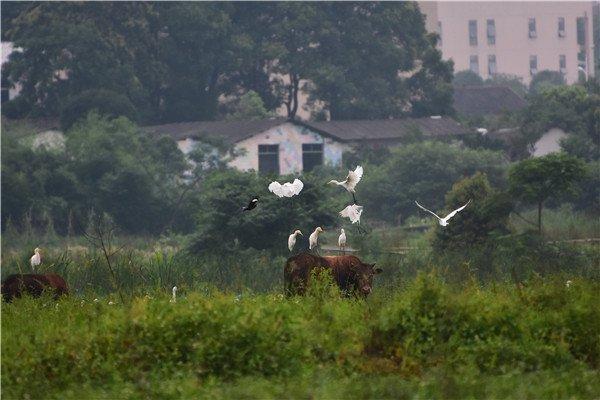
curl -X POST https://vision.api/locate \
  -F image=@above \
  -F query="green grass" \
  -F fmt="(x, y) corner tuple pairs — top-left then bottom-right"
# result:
(2, 274), (599, 399)
(511, 204), (600, 241)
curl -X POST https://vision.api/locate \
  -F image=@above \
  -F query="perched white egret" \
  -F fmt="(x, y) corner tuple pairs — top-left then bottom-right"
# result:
(288, 230), (303, 252)
(328, 166), (363, 202)
(338, 229), (347, 253)
(339, 204), (364, 224)
(415, 200), (472, 227)
(108, 301), (115, 305)
(309, 227), (324, 250)
(30, 247), (41, 271)
(268, 179), (304, 198)
(566, 280), (572, 288)
(171, 286), (178, 303)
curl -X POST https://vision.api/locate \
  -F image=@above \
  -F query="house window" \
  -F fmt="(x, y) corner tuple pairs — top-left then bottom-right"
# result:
(258, 144), (279, 174)
(302, 143), (323, 172)
(529, 55), (538, 76)
(469, 55), (479, 74)
(488, 55), (497, 75)
(558, 17), (565, 37)
(528, 18), (537, 38)
(469, 20), (478, 45)
(577, 50), (587, 69)
(486, 19), (496, 45)
(437, 21), (442, 46)
(559, 54), (566, 74)
(576, 17), (585, 45)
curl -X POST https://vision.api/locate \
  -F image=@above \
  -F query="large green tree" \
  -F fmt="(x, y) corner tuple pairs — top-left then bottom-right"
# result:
(508, 153), (586, 234)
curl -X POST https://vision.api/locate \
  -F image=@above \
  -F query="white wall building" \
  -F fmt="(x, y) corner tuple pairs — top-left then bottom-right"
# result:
(420, 1), (596, 84)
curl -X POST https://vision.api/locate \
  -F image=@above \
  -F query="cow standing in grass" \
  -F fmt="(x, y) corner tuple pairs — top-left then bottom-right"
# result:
(284, 253), (381, 297)
(1, 274), (69, 302)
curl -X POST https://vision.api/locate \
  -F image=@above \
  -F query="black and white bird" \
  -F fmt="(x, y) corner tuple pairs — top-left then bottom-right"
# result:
(242, 196), (259, 211)
(415, 200), (471, 227)
(328, 166), (364, 203)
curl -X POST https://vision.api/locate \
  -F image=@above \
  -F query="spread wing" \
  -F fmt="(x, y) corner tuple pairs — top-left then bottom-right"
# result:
(444, 199), (471, 221)
(291, 179), (304, 195)
(415, 201), (442, 220)
(339, 204), (364, 224)
(268, 181), (285, 197)
(346, 166), (364, 188)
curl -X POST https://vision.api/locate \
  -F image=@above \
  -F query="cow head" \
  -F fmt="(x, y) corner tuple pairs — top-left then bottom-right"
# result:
(355, 262), (382, 297)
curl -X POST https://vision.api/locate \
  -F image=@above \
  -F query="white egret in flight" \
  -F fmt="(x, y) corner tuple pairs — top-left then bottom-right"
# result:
(328, 166), (363, 203)
(288, 230), (303, 252)
(309, 227), (324, 251)
(339, 204), (363, 224)
(415, 200), (472, 227)
(338, 229), (347, 254)
(268, 179), (304, 198)
(30, 247), (41, 271)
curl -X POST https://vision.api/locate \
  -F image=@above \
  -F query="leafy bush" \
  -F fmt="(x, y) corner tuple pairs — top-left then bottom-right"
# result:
(1, 95), (31, 119)
(360, 141), (508, 222)
(529, 70), (565, 95)
(432, 173), (513, 251)
(60, 89), (139, 131)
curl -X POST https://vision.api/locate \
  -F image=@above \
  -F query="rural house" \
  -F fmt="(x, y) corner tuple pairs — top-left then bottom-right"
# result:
(452, 85), (527, 117)
(143, 116), (469, 175)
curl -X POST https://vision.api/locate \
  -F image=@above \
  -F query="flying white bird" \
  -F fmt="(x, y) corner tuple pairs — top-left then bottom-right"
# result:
(328, 166), (363, 202)
(415, 200), (472, 227)
(268, 179), (304, 198)
(288, 230), (303, 252)
(309, 227), (324, 251)
(30, 247), (41, 271)
(339, 204), (364, 224)
(171, 286), (178, 303)
(338, 228), (347, 253)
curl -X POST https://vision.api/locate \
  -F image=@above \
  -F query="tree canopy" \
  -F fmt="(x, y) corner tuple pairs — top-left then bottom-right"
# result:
(2, 2), (453, 123)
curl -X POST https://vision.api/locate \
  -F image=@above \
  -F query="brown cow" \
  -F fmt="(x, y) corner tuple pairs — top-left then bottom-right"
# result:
(284, 252), (382, 297)
(1, 273), (69, 302)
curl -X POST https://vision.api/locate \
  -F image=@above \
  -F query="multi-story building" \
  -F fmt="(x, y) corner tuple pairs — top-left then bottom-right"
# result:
(420, 1), (596, 84)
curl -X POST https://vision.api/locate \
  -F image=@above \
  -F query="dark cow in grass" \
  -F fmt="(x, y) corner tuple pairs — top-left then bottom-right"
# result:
(284, 253), (382, 297)
(1, 274), (69, 302)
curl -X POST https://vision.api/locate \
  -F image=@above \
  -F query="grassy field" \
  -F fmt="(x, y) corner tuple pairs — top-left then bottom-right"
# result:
(2, 274), (599, 399)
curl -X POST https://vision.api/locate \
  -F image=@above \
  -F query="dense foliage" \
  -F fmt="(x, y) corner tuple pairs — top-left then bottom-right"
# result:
(359, 141), (508, 222)
(1, 2), (453, 123)
(1, 114), (189, 234)
(2, 273), (599, 399)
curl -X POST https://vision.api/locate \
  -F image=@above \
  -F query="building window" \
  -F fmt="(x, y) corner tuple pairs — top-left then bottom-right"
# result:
(302, 143), (323, 172)
(577, 50), (587, 69)
(258, 144), (279, 174)
(559, 54), (566, 74)
(486, 19), (496, 45)
(437, 21), (442, 46)
(576, 17), (585, 45)
(529, 55), (538, 76)
(469, 20), (478, 45)
(528, 18), (537, 38)
(469, 55), (479, 74)
(558, 17), (565, 37)
(488, 55), (497, 75)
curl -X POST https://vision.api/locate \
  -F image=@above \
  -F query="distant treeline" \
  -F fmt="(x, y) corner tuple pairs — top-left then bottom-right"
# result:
(1, 2), (452, 125)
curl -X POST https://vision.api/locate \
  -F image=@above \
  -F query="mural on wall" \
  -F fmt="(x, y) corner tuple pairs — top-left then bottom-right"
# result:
(229, 122), (347, 174)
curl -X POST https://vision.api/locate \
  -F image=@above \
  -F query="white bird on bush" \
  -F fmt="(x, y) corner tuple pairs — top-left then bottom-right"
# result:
(415, 200), (472, 227)
(338, 229), (347, 253)
(268, 179), (304, 198)
(309, 227), (324, 250)
(171, 286), (178, 303)
(288, 230), (303, 252)
(339, 204), (364, 224)
(566, 280), (572, 288)
(328, 166), (363, 203)
(30, 247), (42, 271)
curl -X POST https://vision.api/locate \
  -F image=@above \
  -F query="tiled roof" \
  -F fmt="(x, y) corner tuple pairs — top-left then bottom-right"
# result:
(143, 116), (468, 144)
(453, 85), (527, 116)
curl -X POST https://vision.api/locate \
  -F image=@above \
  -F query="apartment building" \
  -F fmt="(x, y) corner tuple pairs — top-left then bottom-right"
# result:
(420, 1), (596, 84)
